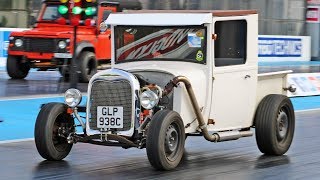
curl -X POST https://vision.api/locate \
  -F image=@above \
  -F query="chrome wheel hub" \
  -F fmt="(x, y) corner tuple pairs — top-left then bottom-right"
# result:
(165, 125), (178, 154)
(277, 109), (289, 141)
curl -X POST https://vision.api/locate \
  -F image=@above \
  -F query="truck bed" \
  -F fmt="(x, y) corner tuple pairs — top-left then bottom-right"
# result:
(257, 70), (292, 105)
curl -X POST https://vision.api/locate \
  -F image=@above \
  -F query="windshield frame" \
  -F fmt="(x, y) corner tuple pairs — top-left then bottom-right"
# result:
(114, 25), (208, 65)
(40, 3), (67, 22)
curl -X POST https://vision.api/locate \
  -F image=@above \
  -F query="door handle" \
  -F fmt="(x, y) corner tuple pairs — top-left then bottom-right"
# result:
(244, 75), (251, 79)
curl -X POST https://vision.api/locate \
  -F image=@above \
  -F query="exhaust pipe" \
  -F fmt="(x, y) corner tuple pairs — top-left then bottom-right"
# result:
(214, 130), (253, 142)
(163, 76), (252, 142)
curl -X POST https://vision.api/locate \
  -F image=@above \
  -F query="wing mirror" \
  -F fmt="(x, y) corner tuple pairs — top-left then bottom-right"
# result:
(100, 22), (110, 32)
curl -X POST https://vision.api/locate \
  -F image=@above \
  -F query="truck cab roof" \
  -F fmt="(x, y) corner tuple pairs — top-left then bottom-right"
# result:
(107, 10), (257, 26)
(118, 10), (257, 16)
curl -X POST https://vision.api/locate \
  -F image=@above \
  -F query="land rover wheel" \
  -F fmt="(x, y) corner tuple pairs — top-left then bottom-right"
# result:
(6, 55), (30, 79)
(34, 103), (74, 160)
(255, 94), (295, 155)
(78, 51), (97, 83)
(146, 110), (185, 170)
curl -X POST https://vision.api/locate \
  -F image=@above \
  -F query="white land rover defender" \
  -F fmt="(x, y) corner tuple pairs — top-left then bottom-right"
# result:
(34, 10), (296, 170)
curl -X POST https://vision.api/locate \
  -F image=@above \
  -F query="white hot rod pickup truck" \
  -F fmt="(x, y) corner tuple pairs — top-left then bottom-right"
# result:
(35, 10), (296, 170)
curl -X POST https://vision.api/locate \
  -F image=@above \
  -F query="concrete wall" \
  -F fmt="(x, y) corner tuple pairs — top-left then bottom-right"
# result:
(0, 0), (28, 28)
(143, 0), (307, 36)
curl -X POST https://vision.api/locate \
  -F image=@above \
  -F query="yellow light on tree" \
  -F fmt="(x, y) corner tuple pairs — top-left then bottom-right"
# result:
(60, 0), (68, 3)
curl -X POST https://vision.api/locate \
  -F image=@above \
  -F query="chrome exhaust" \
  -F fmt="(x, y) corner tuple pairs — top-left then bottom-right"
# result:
(214, 130), (253, 142)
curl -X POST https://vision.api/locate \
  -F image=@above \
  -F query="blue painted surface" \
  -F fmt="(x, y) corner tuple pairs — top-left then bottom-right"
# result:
(0, 96), (87, 141)
(1, 31), (10, 57)
(290, 96), (320, 111)
(0, 95), (318, 141)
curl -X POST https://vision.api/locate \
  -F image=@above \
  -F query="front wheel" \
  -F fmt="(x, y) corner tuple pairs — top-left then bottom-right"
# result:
(255, 94), (295, 155)
(146, 110), (185, 170)
(6, 55), (30, 79)
(34, 103), (74, 160)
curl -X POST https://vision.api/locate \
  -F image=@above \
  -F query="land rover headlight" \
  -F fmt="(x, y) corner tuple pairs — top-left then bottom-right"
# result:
(58, 40), (67, 49)
(15, 39), (23, 47)
(64, 88), (82, 108)
(140, 90), (159, 109)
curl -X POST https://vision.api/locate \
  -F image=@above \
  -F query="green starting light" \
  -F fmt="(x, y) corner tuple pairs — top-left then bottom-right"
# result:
(85, 7), (97, 16)
(58, 5), (68, 15)
(72, 6), (82, 15)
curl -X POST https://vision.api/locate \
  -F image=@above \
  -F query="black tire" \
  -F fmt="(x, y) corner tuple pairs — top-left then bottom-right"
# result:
(255, 94), (295, 155)
(77, 51), (97, 83)
(146, 110), (185, 170)
(6, 55), (30, 79)
(34, 103), (74, 160)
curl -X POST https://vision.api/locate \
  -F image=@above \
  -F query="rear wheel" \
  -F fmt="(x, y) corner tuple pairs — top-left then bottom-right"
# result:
(34, 103), (74, 160)
(6, 55), (30, 79)
(77, 51), (97, 83)
(146, 110), (185, 170)
(255, 94), (295, 155)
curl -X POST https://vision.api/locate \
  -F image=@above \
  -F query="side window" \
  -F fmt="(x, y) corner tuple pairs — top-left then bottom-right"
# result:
(214, 20), (247, 67)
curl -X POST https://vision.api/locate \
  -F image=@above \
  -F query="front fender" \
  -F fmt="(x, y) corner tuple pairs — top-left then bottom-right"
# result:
(75, 42), (94, 57)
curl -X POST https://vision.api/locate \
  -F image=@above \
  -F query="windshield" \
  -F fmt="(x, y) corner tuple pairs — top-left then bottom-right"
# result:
(115, 26), (207, 64)
(41, 5), (65, 21)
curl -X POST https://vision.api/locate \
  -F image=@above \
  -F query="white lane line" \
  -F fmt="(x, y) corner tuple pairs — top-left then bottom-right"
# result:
(295, 108), (320, 113)
(0, 93), (87, 101)
(0, 138), (34, 144)
(0, 94), (64, 101)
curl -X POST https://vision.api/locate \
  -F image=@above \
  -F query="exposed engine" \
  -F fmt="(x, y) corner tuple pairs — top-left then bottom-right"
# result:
(133, 72), (174, 130)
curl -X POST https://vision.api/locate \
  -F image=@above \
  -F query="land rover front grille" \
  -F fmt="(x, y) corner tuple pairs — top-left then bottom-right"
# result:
(89, 79), (132, 131)
(25, 38), (56, 53)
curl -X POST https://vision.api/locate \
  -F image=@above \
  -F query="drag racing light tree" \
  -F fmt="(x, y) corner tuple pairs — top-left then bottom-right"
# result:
(57, 0), (97, 87)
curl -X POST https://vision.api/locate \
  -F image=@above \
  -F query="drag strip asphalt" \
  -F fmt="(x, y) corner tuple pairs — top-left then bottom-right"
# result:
(0, 110), (320, 179)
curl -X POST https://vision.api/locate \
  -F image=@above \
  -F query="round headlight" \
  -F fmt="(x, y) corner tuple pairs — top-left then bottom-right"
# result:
(140, 90), (159, 110)
(58, 41), (67, 49)
(15, 39), (23, 47)
(64, 88), (82, 108)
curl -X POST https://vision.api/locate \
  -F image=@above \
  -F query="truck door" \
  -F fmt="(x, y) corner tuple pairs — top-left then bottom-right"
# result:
(210, 17), (258, 131)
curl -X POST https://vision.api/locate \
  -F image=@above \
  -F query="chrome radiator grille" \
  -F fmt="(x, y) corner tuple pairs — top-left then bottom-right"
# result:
(89, 79), (132, 131)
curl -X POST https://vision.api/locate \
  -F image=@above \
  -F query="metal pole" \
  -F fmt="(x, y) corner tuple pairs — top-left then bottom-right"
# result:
(70, 25), (78, 88)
